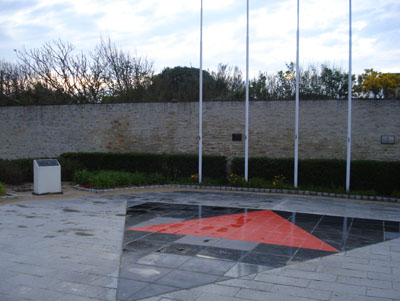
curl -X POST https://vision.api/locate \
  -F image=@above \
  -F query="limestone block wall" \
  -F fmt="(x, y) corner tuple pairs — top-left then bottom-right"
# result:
(0, 100), (399, 161)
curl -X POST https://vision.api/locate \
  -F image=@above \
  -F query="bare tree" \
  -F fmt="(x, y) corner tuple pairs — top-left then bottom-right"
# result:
(97, 38), (154, 101)
(0, 60), (34, 103)
(16, 40), (108, 103)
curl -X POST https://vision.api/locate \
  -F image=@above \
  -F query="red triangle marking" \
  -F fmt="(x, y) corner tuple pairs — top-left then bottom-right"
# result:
(128, 210), (339, 252)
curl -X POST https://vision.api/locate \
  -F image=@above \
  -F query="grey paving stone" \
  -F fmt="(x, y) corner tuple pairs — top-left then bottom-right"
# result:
(156, 270), (220, 289)
(322, 254), (370, 265)
(179, 257), (236, 275)
(7, 263), (57, 277)
(270, 284), (331, 300)
(367, 271), (394, 281)
(117, 278), (148, 300)
(126, 284), (177, 300)
(234, 288), (283, 301)
(309, 280), (367, 295)
(337, 275), (392, 289)
(212, 239), (259, 251)
(28, 288), (82, 301)
(315, 264), (368, 278)
(254, 273), (310, 287)
(174, 235), (221, 247)
(330, 292), (393, 301)
(156, 289), (202, 301)
(391, 246), (400, 252)
(51, 280), (112, 298)
(120, 263), (172, 282)
(3, 286), (34, 300)
(137, 252), (191, 269)
(224, 262), (273, 278)
(89, 275), (119, 289)
(195, 292), (249, 301)
(392, 265), (400, 275)
(94, 287), (117, 301)
(218, 278), (274, 292)
(235, 287), (315, 301)
(367, 287), (400, 299)
(342, 262), (392, 274)
(369, 258), (396, 268)
(0, 196), (126, 300)
(45, 270), (100, 285)
(131, 217), (183, 229)
(0, 293), (32, 301)
(285, 262), (318, 272)
(191, 283), (241, 296)
(278, 268), (337, 282)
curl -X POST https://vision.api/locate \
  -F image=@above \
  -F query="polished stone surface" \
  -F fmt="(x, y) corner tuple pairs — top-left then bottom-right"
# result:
(117, 191), (400, 300)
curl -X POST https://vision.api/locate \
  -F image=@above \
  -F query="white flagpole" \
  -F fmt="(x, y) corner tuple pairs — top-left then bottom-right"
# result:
(245, 0), (249, 181)
(346, 0), (352, 191)
(294, 0), (300, 188)
(199, 0), (203, 184)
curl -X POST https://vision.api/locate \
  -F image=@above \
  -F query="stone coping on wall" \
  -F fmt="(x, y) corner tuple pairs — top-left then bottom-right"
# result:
(72, 184), (400, 203)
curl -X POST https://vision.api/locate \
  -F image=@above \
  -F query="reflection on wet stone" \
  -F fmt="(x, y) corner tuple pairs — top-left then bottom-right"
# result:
(119, 195), (400, 300)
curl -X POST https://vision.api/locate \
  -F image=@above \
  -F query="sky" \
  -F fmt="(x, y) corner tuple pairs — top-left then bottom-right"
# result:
(0, 0), (399, 77)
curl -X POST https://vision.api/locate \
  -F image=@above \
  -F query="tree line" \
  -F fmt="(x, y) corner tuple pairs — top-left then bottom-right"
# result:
(1, 39), (399, 105)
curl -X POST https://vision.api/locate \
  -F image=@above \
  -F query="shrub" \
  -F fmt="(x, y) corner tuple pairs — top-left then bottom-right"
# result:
(0, 159), (32, 185)
(90, 171), (118, 189)
(232, 157), (294, 182)
(129, 172), (147, 186)
(227, 173), (245, 187)
(246, 177), (271, 188)
(73, 170), (162, 189)
(73, 170), (92, 186)
(147, 173), (166, 184)
(272, 174), (287, 189)
(0, 182), (6, 195)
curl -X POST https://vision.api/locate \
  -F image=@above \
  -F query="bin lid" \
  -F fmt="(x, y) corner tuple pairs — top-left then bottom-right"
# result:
(35, 159), (60, 167)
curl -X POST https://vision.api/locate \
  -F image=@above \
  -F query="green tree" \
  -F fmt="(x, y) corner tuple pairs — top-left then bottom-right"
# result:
(356, 69), (400, 99)
(380, 73), (400, 99)
(210, 64), (245, 100)
(319, 65), (350, 99)
(357, 68), (382, 98)
(147, 66), (221, 101)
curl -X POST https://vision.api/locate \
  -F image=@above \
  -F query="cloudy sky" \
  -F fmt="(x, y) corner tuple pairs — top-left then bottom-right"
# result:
(0, 0), (399, 77)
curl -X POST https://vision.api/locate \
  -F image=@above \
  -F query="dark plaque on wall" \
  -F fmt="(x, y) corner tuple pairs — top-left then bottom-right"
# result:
(232, 134), (242, 142)
(381, 136), (395, 144)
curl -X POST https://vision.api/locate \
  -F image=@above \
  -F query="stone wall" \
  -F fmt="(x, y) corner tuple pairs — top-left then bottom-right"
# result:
(0, 100), (399, 161)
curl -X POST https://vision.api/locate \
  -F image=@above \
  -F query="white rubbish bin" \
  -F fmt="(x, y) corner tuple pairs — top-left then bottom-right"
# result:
(33, 159), (62, 195)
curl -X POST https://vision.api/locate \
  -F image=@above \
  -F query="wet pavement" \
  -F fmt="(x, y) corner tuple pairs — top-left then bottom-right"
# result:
(118, 192), (400, 300)
(0, 195), (127, 301)
(0, 188), (399, 300)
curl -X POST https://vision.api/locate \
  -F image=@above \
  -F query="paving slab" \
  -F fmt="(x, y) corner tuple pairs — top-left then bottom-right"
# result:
(0, 195), (126, 301)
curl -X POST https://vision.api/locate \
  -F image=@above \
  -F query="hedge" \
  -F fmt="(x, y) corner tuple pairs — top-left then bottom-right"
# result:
(59, 152), (227, 180)
(231, 157), (400, 195)
(0, 153), (227, 184)
(1, 154), (398, 196)
(0, 158), (34, 185)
